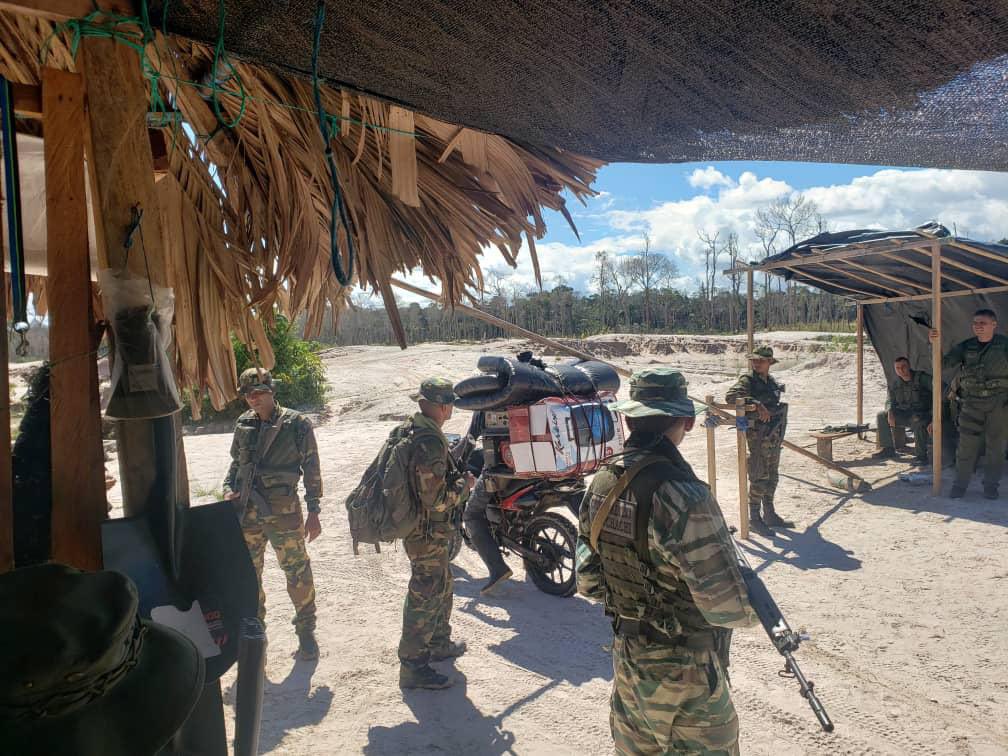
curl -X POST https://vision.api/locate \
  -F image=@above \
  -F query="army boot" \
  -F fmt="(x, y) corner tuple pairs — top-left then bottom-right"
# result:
(399, 663), (454, 690)
(762, 499), (794, 529)
(296, 629), (319, 660)
(430, 640), (467, 661)
(748, 503), (773, 537)
(983, 484), (998, 500)
(464, 516), (512, 595)
(949, 484), (967, 499)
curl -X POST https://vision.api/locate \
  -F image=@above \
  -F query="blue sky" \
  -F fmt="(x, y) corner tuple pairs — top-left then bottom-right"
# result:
(387, 159), (1008, 304)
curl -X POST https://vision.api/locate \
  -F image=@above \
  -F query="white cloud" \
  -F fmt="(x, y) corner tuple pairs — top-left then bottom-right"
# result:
(687, 166), (734, 190)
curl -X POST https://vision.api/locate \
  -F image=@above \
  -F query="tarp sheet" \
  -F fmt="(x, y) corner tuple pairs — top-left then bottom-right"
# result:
(149, 1), (1008, 168)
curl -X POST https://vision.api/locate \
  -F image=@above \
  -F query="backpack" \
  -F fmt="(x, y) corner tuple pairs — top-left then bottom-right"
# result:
(346, 419), (441, 554)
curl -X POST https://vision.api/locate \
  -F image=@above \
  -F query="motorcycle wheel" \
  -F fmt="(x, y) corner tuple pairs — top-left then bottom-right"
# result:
(522, 512), (577, 597)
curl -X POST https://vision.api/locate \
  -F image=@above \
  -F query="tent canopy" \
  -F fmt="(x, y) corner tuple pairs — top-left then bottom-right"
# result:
(153, 0), (1008, 169)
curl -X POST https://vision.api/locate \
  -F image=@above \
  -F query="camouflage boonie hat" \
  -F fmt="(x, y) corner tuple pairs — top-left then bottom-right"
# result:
(238, 368), (274, 394)
(410, 377), (457, 405)
(746, 345), (778, 364)
(610, 368), (700, 418)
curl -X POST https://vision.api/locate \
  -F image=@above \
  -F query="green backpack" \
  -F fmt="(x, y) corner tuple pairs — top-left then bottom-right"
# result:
(346, 419), (440, 554)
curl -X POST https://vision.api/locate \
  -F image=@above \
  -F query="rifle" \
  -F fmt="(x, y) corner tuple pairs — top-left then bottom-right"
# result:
(733, 540), (834, 733)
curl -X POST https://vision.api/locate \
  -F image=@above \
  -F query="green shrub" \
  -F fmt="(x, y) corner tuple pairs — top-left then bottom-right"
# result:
(183, 314), (328, 426)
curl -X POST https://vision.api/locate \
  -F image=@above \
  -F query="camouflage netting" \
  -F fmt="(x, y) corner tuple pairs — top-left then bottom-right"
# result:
(154, 0), (1008, 169)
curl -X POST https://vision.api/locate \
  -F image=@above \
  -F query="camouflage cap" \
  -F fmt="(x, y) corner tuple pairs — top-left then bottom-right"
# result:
(410, 377), (457, 405)
(610, 367), (700, 418)
(238, 368), (274, 394)
(746, 345), (778, 364)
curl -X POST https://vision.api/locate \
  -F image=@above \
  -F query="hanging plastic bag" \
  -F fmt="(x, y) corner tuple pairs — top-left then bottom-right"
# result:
(98, 269), (182, 419)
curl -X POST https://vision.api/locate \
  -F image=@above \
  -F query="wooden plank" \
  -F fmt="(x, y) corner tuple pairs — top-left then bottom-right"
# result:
(931, 242), (942, 495)
(0, 0), (132, 20)
(43, 67), (105, 570)
(735, 399), (749, 540)
(946, 240), (1008, 269)
(856, 303), (863, 433)
(815, 261), (908, 296)
(705, 394), (717, 498)
(11, 81), (42, 119)
(845, 259), (928, 293)
(755, 238), (934, 273)
(858, 284), (1008, 305)
(909, 246), (1008, 286)
(81, 37), (178, 519)
(816, 437), (833, 462)
(781, 265), (877, 298)
(878, 251), (974, 290)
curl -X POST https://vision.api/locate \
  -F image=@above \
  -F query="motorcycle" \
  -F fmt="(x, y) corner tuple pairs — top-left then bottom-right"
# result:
(448, 431), (584, 597)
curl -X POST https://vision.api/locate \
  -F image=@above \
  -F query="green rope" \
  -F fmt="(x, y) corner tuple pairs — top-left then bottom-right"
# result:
(207, 0), (247, 135)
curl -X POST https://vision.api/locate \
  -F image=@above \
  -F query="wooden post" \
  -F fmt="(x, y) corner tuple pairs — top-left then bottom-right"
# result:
(81, 37), (181, 518)
(735, 398), (749, 539)
(0, 223), (11, 573)
(856, 303), (864, 439)
(746, 268), (754, 354)
(931, 243), (943, 494)
(705, 394), (717, 498)
(43, 67), (106, 570)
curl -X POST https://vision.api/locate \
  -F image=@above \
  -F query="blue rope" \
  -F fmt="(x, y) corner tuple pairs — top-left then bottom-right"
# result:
(735, 416), (749, 432)
(0, 77), (28, 331)
(312, 0), (355, 287)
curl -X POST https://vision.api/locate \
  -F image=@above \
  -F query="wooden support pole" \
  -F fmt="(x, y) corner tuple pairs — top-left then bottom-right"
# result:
(705, 394), (717, 498)
(43, 67), (106, 570)
(390, 277), (869, 487)
(931, 243), (943, 494)
(856, 303), (864, 438)
(746, 269), (754, 354)
(735, 399), (749, 540)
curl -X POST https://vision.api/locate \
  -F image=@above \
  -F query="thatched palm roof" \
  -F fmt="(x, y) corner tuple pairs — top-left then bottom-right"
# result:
(0, 11), (601, 412)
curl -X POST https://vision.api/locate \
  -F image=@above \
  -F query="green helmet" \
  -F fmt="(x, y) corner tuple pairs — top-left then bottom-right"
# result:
(238, 368), (274, 394)
(746, 345), (778, 364)
(409, 377), (457, 405)
(610, 368), (699, 418)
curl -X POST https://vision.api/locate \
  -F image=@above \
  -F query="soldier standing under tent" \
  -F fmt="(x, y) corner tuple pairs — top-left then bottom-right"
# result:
(725, 345), (794, 536)
(929, 308), (1008, 499)
(397, 378), (473, 690)
(576, 368), (758, 755)
(224, 368), (322, 660)
(875, 357), (932, 464)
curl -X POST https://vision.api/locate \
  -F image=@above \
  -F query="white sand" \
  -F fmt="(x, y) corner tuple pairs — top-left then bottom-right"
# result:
(108, 334), (1008, 755)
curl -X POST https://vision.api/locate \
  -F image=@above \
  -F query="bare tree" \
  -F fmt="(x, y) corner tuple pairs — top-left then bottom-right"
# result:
(697, 229), (723, 331)
(624, 234), (677, 329)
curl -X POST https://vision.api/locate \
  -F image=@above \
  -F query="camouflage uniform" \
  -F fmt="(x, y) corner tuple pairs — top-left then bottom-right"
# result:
(942, 334), (1008, 494)
(876, 370), (932, 461)
(397, 379), (466, 675)
(223, 371), (322, 634)
(577, 369), (757, 755)
(725, 348), (788, 523)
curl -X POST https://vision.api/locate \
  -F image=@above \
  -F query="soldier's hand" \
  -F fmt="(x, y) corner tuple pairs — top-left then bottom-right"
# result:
(755, 402), (771, 423)
(927, 422), (934, 435)
(305, 512), (322, 543)
(887, 411), (895, 428)
(928, 329), (940, 343)
(223, 491), (240, 501)
(465, 472), (476, 494)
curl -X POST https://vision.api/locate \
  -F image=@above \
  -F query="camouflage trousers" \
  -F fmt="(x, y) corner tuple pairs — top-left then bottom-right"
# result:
(610, 636), (740, 755)
(398, 521), (454, 667)
(955, 397), (1008, 488)
(746, 432), (782, 506)
(876, 410), (930, 460)
(241, 506), (317, 633)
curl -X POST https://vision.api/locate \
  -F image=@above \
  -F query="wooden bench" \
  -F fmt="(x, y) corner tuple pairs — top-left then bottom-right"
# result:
(809, 430), (860, 461)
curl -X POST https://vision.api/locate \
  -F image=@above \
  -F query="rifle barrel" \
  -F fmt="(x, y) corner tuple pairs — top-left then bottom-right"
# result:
(785, 651), (834, 732)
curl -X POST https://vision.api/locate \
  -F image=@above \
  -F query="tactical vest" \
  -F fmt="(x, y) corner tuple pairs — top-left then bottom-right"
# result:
(958, 337), (1008, 399)
(234, 410), (305, 513)
(749, 373), (784, 410)
(889, 373), (929, 414)
(586, 452), (710, 639)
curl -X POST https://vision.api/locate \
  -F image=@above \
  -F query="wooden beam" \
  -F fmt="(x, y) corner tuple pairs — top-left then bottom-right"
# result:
(946, 241), (1008, 270)
(815, 261), (908, 297)
(746, 268), (754, 353)
(858, 284), (1008, 305)
(0, 218), (11, 573)
(753, 238), (934, 273)
(11, 81), (42, 119)
(0, 0), (133, 20)
(910, 246), (1008, 286)
(782, 265), (877, 298)
(43, 67), (105, 570)
(931, 242), (942, 495)
(705, 394), (717, 498)
(856, 304), (863, 433)
(845, 259), (928, 294)
(735, 399), (749, 540)
(879, 251), (975, 290)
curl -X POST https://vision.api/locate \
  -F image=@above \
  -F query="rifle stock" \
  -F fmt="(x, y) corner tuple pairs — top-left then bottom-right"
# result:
(734, 540), (835, 733)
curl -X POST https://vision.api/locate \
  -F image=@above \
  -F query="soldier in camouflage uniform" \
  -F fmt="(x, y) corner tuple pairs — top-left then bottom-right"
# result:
(223, 368), (322, 659)
(397, 378), (473, 690)
(577, 368), (758, 755)
(930, 309), (1008, 499)
(875, 357), (932, 463)
(725, 345), (793, 536)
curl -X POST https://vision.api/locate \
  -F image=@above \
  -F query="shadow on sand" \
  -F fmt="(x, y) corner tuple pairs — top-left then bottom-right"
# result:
(223, 657), (334, 754)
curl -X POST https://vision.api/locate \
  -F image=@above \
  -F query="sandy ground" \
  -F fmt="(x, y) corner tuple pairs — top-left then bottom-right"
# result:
(103, 333), (1008, 755)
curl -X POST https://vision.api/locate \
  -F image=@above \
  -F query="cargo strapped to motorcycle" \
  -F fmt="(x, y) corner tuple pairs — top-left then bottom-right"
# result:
(589, 456), (665, 550)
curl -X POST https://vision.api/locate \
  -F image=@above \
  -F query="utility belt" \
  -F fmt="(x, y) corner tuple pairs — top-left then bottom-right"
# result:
(612, 616), (718, 651)
(424, 506), (460, 524)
